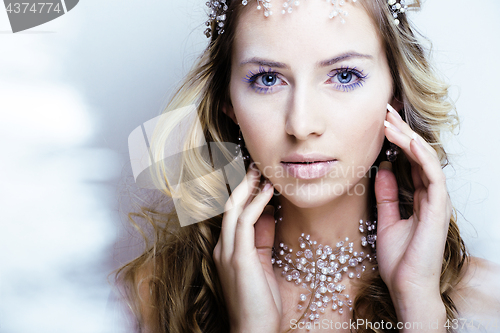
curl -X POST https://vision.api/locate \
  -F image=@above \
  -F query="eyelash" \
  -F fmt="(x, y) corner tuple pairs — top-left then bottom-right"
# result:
(243, 66), (280, 94)
(242, 66), (368, 94)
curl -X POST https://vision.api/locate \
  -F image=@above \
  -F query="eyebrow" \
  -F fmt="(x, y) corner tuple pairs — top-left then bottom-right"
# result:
(239, 52), (373, 69)
(319, 52), (373, 67)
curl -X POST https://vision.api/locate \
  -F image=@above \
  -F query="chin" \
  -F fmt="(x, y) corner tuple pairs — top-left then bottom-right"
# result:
(274, 182), (346, 208)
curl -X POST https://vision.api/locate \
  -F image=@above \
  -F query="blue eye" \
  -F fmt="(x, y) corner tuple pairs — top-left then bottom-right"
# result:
(328, 67), (367, 92)
(243, 66), (367, 94)
(338, 72), (353, 84)
(243, 66), (283, 94)
(261, 74), (277, 86)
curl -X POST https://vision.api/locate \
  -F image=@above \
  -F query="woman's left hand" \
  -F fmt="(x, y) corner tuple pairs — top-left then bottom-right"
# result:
(374, 103), (451, 324)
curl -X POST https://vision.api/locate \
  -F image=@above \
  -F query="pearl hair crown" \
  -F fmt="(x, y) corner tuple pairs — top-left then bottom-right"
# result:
(205, 0), (408, 38)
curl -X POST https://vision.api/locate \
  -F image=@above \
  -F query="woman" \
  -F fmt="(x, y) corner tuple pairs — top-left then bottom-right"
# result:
(115, 0), (500, 332)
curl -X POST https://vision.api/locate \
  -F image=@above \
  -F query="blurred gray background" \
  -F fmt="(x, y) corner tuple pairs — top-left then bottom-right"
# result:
(0, 0), (498, 332)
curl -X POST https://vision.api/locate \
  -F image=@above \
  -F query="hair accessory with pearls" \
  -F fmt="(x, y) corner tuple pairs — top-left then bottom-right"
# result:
(243, 0), (358, 22)
(205, 0), (407, 38)
(388, 0), (408, 25)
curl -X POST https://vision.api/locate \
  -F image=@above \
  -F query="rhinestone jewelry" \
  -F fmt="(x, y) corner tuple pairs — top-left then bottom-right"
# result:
(205, 0), (229, 37)
(388, 0), (408, 25)
(243, 0), (358, 23)
(271, 219), (377, 329)
(205, 0), (407, 38)
(386, 142), (399, 162)
(236, 125), (251, 161)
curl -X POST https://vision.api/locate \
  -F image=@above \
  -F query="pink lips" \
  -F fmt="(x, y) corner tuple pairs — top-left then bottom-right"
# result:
(281, 153), (336, 179)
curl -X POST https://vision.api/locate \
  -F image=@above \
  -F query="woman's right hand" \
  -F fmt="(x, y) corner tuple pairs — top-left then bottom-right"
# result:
(213, 163), (282, 333)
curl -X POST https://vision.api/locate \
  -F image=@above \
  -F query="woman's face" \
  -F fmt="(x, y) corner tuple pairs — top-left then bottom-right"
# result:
(226, 1), (394, 208)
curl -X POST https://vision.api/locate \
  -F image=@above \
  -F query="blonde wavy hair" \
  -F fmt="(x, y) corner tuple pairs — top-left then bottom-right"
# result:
(113, 0), (469, 332)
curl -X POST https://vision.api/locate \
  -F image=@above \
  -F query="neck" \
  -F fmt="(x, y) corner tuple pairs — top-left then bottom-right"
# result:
(273, 175), (374, 256)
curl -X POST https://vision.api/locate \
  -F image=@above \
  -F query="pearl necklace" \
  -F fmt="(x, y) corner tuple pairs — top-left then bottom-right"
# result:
(271, 216), (377, 328)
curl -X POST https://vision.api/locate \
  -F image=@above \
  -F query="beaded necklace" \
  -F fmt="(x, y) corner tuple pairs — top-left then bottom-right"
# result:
(271, 207), (377, 328)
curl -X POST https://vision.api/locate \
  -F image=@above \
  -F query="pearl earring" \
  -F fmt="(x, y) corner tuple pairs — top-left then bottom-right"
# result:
(385, 142), (399, 162)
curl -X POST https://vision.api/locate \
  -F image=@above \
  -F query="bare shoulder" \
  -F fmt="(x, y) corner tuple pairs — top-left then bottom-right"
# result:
(450, 256), (500, 321)
(134, 259), (160, 332)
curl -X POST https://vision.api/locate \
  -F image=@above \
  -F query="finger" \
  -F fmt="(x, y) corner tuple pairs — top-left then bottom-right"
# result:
(387, 104), (437, 157)
(233, 181), (275, 256)
(407, 140), (451, 255)
(384, 119), (418, 165)
(386, 104), (450, 226)
(254, 205), (279, 306)
(384, 118), (433, 189)
(410, 157), (425, 189)
(384, 119), (449, 233)
(409, 136), (449, 214)
(409, 135), (445, 186)
(220, 165), (262, 255)
(225, 163), (261, 213)
(254, 205), (276, 254)
(411, 136), (430, 188)
(244, 174), (267, 209)
(375, 161), (401, 232)
(385, 118), (446, 215)
(413, 170), (428, 216)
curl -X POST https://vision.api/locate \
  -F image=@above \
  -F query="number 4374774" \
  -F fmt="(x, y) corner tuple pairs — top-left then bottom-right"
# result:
(6, 3), (62, 14)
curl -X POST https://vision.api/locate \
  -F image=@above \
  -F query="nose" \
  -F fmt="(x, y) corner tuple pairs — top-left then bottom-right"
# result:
(284, 85), (326, 140)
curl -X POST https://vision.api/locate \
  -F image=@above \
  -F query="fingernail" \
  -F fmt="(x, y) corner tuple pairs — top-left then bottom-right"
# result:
(412, 132), (425, 149)
(387, 103), (402, 120)
(263, 205), (275, 216)
(263, 181), (273, 192)
(379, 161), (392, 171)
(384, 120), (402, 133)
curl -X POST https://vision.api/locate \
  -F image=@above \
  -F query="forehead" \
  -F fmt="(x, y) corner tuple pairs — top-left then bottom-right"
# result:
(233, 1), (383, 64)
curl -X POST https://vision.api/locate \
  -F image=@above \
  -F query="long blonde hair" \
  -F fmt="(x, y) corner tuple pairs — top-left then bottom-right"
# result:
(114, 1), (468, 332)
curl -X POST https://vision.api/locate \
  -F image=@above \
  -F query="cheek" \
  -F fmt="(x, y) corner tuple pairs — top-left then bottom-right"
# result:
(231, 80), (282, 133)
(338, 97), (388, 161)
(232, 95), (268, 135)
(230, 88), (278, 158)
(345, 73), (391, 136)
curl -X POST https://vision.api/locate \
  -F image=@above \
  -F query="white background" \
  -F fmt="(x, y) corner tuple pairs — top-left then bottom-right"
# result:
(0, 0), (498, 332)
